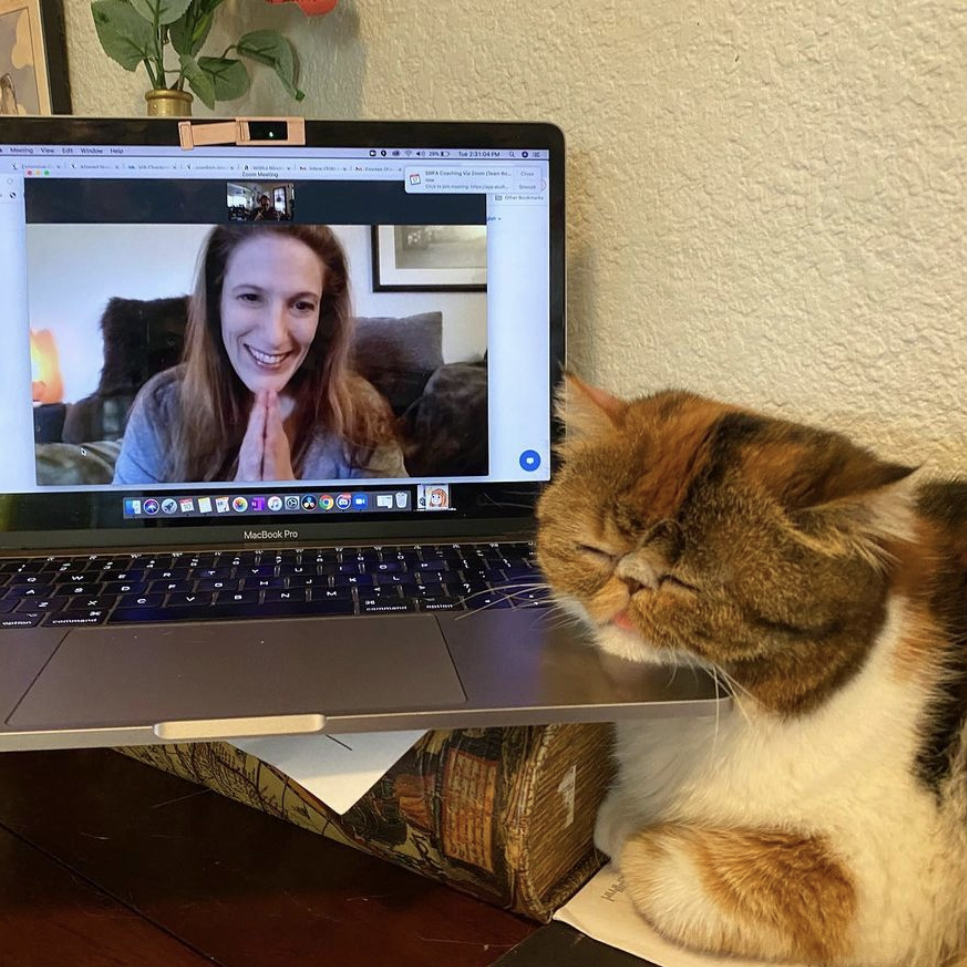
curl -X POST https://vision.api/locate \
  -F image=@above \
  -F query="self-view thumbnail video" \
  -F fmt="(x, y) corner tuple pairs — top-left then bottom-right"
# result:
(227, 181), (294, 222)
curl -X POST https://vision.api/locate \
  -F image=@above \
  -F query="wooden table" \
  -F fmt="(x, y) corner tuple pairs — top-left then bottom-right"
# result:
(0, 747), (645, 966)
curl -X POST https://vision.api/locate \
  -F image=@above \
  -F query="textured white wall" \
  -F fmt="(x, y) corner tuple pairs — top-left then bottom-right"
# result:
(63, 0), (967, 474)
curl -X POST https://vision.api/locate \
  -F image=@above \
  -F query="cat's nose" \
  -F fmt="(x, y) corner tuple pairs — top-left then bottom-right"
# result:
(615, 556), (660, 592)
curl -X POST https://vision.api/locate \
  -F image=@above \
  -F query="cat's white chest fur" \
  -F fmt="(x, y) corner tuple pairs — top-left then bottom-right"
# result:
(597, 596), (967, 964)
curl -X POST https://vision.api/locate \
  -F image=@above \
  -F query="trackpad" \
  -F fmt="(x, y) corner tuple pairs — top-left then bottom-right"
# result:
(8, 616), (466, 730)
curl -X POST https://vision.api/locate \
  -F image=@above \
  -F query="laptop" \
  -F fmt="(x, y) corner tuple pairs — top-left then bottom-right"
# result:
(0, 116), (724, 751)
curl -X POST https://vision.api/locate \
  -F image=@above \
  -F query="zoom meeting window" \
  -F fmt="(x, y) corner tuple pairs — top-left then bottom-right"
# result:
(0, 146), (551, 495)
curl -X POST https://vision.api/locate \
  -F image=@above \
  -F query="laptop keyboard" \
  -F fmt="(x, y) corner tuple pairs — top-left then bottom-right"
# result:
(0, 542), (549, 629)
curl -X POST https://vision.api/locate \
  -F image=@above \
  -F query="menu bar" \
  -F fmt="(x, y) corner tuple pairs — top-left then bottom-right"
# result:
(0, 145), (546, 160)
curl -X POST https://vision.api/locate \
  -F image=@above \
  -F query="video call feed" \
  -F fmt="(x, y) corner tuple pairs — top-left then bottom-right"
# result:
(23, 178), (491, 490)
(0, 151), (550, 507)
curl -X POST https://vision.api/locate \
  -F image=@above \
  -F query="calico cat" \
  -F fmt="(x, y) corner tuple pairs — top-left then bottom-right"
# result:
(535, 376), (967, 967)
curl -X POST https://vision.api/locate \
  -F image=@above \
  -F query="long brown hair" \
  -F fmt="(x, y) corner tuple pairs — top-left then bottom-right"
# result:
(170, 224), (392, 481)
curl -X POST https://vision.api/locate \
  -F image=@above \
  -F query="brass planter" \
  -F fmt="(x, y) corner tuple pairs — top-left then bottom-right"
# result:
(144, 89), (193, 117)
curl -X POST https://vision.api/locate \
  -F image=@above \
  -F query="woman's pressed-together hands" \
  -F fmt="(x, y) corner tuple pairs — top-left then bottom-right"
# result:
(236, 389), (295, 480)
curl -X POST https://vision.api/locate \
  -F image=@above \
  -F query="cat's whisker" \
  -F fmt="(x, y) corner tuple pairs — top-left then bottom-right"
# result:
(539, 609), (585, 633)
(452, 585), (571, 624)
(709, 664), (754, 726)
(707, 666), (724, 747)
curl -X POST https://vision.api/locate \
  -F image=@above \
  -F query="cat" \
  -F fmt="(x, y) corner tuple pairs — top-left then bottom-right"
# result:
(535, 375), (967, 967)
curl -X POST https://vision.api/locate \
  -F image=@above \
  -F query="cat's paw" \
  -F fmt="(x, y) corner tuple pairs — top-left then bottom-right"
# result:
(620, 824), (856, 964)
(593, 788), (639, 862)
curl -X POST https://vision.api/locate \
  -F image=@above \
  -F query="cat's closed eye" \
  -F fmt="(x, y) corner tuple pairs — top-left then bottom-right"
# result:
(656, 574), (698, 592)
(574, 543), (618, 564)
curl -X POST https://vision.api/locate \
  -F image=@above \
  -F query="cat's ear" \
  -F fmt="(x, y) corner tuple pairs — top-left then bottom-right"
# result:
(795, 461), (920, 559)
(555, 373), (628, 444)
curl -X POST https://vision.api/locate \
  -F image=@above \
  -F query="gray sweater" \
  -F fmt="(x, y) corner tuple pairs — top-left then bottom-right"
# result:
(112, 367), (407, 485)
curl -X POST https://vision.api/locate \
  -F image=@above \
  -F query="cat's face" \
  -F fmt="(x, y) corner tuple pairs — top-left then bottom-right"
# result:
(536, 379), (916, 710)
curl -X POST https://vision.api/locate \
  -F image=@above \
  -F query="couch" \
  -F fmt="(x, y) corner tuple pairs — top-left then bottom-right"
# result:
(34, 296), (488, 486)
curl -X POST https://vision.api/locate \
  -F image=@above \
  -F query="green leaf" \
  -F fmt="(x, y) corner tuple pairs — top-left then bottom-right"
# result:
(169, 0), (225, 56)
(91, 0), (157, 72)
(130, 0), (193, 25)
(179, 53), (215, 108)
(236, 29), (304, 101)
(196, 56), (251, 102)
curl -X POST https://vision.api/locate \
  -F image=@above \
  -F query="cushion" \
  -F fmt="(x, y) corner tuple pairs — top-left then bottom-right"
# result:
(34, 439), (122, 486)
(353, 312), (444, 414)
(399, 359), (488, 476)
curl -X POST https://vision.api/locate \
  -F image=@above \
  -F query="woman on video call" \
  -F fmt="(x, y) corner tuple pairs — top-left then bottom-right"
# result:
(113, 224), (406, 484)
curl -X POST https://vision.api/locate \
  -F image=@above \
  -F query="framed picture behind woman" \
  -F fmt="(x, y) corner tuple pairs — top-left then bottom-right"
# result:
(0, 0), (71, 116)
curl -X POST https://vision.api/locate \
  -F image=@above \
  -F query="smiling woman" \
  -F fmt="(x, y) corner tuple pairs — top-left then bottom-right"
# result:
(112, 224), (406, 484)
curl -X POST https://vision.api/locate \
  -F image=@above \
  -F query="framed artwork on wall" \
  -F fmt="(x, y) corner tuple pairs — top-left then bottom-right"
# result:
(0, 0), (71, 116)
(371, 224), (487, 292)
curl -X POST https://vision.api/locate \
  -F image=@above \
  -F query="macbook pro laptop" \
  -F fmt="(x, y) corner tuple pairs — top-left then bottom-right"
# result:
(0, 116), (723, 751)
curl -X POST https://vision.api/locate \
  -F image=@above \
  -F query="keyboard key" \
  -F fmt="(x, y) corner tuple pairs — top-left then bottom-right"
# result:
(149, 579), (195, 594)
(307, 588), (353, 602)
(16, 597), (67, 613)
(66, 595), (117, 611)
(54, 581), (103, 597)
(144, 568), (190, 581)
(43, 610), (109, 627)
(417, 574), (447, 588)
(119, 593), (165, 608)
(214, 590), (261, 605)
(9, 584), (79, 598)
(417, 596), (465, 612)
(464, 591), (515, 610)
(109, 598), (355, 624)
(278, 564), (315, 576)
(7, 572), (54, 586)
(1, 561), (43, 574)
(197, 579), (241, 592)
(501, 586), (552, 603)
(374, 573), (418, 588)
(264, 589), (309, 603)
(103, 581), (147, 595)
(166, 592), (214, 607)
(358, 599), (416, 614)
(241, 577), (285, 590)
(240, 565), (276, 577)
(286, 575), (327, 589)
(134, 555), (174, 570)
(100, 569), (145, 583)
(194, 567), (234, 580)
(502, 566), (542, 580)
(1, 613), (43, 628)
(332, 574), (374, 588)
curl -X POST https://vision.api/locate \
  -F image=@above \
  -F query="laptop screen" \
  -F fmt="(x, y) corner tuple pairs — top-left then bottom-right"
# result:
(0, 118), (565, 550)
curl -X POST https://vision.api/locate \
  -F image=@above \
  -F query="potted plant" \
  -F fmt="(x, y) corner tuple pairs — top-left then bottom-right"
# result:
(91, 0), (338, 116)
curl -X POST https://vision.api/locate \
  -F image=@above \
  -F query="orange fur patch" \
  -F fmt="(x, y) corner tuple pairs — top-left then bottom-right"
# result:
(621, 824), (856, 962)
(888, 522), (949, 684)
(629, 397), (734, 521)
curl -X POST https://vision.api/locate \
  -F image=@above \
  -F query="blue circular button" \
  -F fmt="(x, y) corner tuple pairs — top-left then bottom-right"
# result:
(519, 449), (541, 472)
